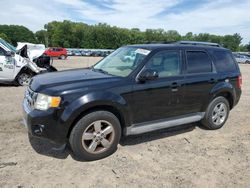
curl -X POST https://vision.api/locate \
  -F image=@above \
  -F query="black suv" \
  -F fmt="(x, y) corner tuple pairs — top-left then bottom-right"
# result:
(23, 41), (242, 161)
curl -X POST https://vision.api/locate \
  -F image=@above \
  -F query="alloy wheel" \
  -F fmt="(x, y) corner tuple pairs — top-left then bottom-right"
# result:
(18, 73), (31, 86)
(212, 102), (227, 126)
(81, 120), (115, 154)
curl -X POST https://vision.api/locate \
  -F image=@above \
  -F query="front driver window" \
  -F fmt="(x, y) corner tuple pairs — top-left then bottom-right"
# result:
(0, 47), (5, 56)
(145, 50), (181, 78)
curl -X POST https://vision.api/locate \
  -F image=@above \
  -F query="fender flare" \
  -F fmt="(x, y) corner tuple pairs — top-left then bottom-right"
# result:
(61, 91), (131, 132)
(206, 81), (236, 110)
(14, 66), (36, 80)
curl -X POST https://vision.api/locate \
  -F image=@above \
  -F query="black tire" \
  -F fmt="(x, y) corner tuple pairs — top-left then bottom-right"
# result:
(59, 55), (67, 60)
(246, 60), (250, 64)
(201, 96), (230, 130)
(69, 111), (121, 161)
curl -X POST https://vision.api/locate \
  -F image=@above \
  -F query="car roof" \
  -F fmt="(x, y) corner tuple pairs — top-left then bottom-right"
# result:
(126, 43), (228, 51)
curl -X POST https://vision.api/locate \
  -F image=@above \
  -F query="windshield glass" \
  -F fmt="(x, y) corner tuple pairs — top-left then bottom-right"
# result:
(93, 47), (151, 77)
(0, 38), (16, 52)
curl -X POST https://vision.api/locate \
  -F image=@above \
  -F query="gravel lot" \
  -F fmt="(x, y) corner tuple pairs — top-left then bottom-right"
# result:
(0, 56), (249, 188)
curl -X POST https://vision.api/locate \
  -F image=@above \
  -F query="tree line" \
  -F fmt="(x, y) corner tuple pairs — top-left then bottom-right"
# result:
(0, 20), (250, 52)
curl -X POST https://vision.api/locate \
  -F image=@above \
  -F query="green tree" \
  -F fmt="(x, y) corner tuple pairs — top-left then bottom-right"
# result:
(222, 33), (242, 51)
(247, 43), (250, 52)
(1, 20), (244, 51)
(182, 32), (194, 41)
(35, 30), (48, 46)
(0, 25), (37, 45)
(0, 33), (10, 42)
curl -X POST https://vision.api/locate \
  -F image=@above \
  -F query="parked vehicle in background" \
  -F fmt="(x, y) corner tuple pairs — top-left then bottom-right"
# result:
(67, 50), (74, 56)
(100, 51), (110, 57)
(91, 51), (100, 57)
(244, 54), (250, 58)
(71, 50), (81, 56)
(66, 49), (114, 57)
(23, 41), (241, 160)
(81, 50), (92, 56)
(0, 38), (56, 86)
(233, 53), (250, 64)
(44, 47), (67, 60)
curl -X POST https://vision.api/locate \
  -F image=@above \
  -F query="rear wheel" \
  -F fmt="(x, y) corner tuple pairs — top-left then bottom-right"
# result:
(201, 96), (230, 130)
(69, 111), (121, 161)
(59, 55), (66, 60)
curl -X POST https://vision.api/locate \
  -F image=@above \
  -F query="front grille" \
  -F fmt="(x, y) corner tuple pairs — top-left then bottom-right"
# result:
(24, 87), (37, 109)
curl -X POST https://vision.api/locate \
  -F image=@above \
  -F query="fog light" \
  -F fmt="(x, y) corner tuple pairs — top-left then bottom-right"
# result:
(33, 125), (45, 135)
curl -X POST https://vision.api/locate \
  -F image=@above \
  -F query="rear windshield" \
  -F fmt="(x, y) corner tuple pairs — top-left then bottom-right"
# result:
(211, 50), (237, 73)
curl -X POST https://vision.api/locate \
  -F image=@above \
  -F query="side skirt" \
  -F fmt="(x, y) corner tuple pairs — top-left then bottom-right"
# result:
(125, 112), (205, 136)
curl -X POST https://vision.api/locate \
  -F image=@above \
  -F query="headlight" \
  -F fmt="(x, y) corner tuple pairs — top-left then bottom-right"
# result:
(34, 93), (61, 110)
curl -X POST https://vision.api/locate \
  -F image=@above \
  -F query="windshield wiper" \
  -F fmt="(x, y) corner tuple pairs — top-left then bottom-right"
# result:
(92, 68), (110, 75)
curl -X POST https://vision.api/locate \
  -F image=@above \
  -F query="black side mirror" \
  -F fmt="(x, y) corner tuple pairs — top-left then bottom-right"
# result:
(5, 51), (15, 57)
(138, 69), (159, 82)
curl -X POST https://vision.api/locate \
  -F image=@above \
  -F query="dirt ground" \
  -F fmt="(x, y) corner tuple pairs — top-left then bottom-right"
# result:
(0, 56), (249, 188)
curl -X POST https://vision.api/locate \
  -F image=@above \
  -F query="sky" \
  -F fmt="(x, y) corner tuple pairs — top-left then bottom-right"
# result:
(0, 0), (249, 44)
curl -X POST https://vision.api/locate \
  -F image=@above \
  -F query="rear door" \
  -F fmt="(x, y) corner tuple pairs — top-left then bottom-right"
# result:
(183, 50), (218, 113)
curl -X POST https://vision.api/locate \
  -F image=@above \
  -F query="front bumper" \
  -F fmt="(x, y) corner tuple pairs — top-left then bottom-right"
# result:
(22, 99), (68, 144)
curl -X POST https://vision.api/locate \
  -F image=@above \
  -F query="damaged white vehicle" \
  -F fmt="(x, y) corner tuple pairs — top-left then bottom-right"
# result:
(0, 38), (56, 86)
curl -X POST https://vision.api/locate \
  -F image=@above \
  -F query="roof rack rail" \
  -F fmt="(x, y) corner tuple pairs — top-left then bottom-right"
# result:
(145, 41), (176, 44)
(176, 41), (221, 47)
(144, 40), (221, 47)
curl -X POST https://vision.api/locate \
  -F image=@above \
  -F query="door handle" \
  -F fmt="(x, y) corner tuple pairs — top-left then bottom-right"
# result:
(171, 82), (179, 88)
(208, 78), (216, 84)
(171, 82), (179, 92)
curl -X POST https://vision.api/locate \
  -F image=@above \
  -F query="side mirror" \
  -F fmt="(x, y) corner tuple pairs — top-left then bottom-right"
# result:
(5, 51), (15, 57)
(138, 69), (159, 82)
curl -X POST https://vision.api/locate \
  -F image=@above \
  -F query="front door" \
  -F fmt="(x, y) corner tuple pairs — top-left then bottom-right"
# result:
(131, 50), (186, 124)
(0, 48), (15, 80)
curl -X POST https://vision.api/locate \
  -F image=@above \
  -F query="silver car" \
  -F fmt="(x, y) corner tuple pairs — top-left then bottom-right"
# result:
(233, 53), (250, 64)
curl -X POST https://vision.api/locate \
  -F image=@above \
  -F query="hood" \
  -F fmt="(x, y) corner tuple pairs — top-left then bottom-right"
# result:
(30, 68), (121, 94)
(16, 42), (45, 60)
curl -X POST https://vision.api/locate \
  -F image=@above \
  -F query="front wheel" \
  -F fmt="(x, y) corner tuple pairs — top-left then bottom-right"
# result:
(201, 96), (230, 130)
(17, 72), (32, 86)
(69, 111), (121, 161)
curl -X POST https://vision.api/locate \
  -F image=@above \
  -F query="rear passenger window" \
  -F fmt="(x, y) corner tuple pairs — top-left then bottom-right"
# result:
(212, 50), (236, 73)
(186, 51), (212, 74)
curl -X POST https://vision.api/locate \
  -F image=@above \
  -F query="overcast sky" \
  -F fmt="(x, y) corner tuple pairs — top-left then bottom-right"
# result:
(0, 0), (249, 44)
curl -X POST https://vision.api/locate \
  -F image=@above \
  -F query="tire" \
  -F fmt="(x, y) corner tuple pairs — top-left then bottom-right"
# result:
(201, 96), (230, 130)
(17, 72), (32, 86)
(246, 60), (250, 64)
(69, 111), (121, 161)
(59, 55), (66, 60)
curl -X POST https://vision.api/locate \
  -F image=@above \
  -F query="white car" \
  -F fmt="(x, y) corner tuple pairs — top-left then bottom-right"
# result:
(0, 38), (48, 85)
(233, 53), (250, 64)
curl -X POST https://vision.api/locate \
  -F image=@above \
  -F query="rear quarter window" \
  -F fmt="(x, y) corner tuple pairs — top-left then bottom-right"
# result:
(211, 50), (237, 73)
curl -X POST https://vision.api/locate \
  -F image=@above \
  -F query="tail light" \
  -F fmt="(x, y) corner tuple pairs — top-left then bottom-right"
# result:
(237, 75), (242, 88)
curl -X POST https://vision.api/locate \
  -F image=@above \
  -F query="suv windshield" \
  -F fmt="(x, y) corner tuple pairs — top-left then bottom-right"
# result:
(0, 38), (16, 52)
(93, 47), (151, 77)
